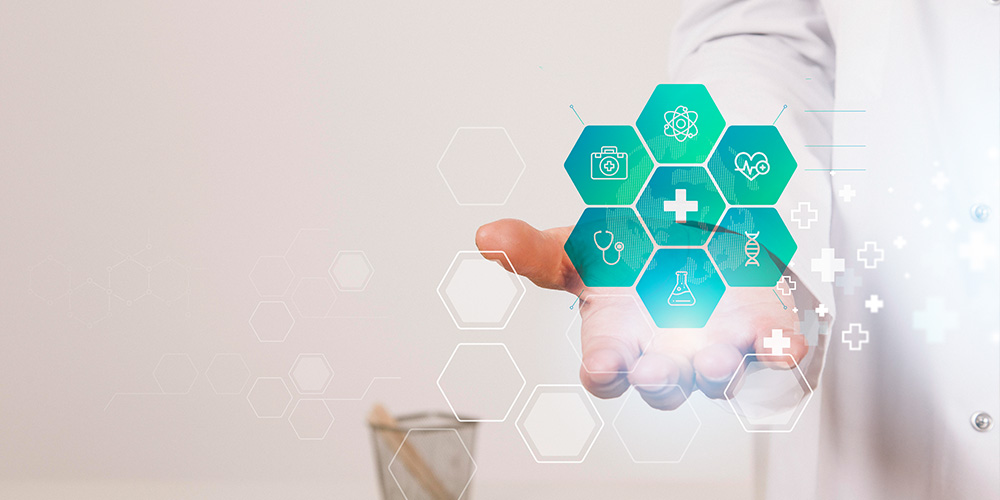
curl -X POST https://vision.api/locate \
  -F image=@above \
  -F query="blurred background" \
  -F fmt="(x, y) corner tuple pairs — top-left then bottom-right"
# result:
(0, 1), (761, 498)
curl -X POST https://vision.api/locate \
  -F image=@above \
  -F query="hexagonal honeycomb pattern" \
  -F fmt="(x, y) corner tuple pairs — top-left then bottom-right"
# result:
(563, 125), (654, 205)
(636, 166), (725, 246)
(563, 84), (799, 327)
(153, 354), (198, 394)
(329, 251), (374, 292)
(708, 207), (797, 287)
(515, 385), (603, 463)
(205, 354), (251, 395)
(612, 385), (701, 463)
(725, 353), (813, 432)
(564, 207), (653, 288)
(287, 399), (334, 440)
(249, 301), (295, 342)
(437, 343), (525, 422)
(437, 251), (525, 329)
(707, 125), (796, 205)
(246, 377), (293, 418)
(289, 353), (334, 394)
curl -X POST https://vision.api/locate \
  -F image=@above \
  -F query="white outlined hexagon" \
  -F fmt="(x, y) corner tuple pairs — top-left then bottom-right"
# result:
(387, 428), (477, 500)
(29, 257), (71, 302)
(289, 353), (334, 394)
(724, 353), (813, 433)
(246, 377), (293, 419)
(284, 228), (338, 278)
(109, 258), (149, 303)
(153, 353), (198, 394)
(436, 126), (527, 206)
(249, 301), (295, 343)
(612, 385), (701, 463)
(515, 384), (604, 463)
(288, 399), (335, 440)
(290, 277), (337, 318)
(329, 251), (374, 292)
(250, 256), (295, 297)
(564, 294), (657, 374)
(205, 353), (252, 395)
(437, 343), (526, 422)
(437, 251), (526, 330)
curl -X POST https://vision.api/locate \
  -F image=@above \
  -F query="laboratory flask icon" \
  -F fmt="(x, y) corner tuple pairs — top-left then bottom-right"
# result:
(667, 271), (696, 307)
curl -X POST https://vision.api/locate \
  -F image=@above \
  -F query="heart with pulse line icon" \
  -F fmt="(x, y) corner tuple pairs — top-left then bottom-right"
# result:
(734, 151), (771, 181)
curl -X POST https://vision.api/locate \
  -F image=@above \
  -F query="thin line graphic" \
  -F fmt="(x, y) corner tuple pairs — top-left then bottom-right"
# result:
(569, 104), (584, 125)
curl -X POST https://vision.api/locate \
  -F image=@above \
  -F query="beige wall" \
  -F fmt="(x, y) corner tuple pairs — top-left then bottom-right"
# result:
(0, 1), (753, 498)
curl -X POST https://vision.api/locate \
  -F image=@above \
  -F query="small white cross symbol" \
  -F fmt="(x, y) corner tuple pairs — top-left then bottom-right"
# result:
(815, 303), (829, 317)
(841, 323), (869, 351)
(811, 248), (845, 283)
(913, 297), (959, 344)
(893, 236), (907, 249)
(864, 294), (884, 313)
(930, 171), (950, 190)
(762, 328), (791, 355)
(790, 202), (819, 230)
(857, 241), (885, 269)
(838, 184), (857, 203)
(663, 188), (699, 223)
(959, 232), (997, 271)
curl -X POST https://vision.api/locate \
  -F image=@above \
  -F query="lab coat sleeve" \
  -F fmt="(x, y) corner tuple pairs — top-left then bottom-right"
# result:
(669, 0), (836, 386)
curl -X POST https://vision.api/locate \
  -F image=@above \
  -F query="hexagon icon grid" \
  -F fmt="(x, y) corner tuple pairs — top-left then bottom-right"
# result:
(564, 295), (657, 374)
(707, 207), (797, 287)
(707, 125), (797, 205)
(153, 353), (198, 394)
(249, 256), (294, 297)
(329, 251), (374, 292)
(515, 385), (604, 463)
(249, 301), (295, 343)
(437, 251), (526, 330)
(388, 428), (477, 500)
(289, 353), (334, 394)
(437, 343), (525, 422)
(612, 385), (701, 463)
(636, 248), (726, 328)
(636, 84), (726, 164)
(288, 399), (335, 440)
(564, 207), (654, 288)
(563, 125), (655, 205)
(725, 353), (814, 433)
(635, 166), (726, 246)
(205, 353), (252, 395)
(246, 377), (294, 419)
(437, 126), (526, 206)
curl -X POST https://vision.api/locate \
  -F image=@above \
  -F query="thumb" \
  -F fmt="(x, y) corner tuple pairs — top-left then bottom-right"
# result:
(475, 219), (582, 294)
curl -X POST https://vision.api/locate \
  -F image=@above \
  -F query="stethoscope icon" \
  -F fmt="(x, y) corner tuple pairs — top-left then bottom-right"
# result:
(593, 230), (625, 265)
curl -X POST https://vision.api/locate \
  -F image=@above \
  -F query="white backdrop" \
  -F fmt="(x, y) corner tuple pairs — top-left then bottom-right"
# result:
(0, 1), (755, 498)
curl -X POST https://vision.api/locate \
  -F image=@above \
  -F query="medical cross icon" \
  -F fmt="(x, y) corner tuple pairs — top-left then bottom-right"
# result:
(838, 184), (857, 203)
(958, 232), (996, 271)
(663, 189), (699, 223)
(790, 202), (819, 230)
(893, 236), (907, 249)
(856, 241), (885, 269)
(815, 303), (829, 317)
(841, 323), (869, 351)
(811, 248), (845, 283)
(864, 294), (884, 313)
(835, 268), (863, 296)
(913, 297), (958, 344)
(762, 329), (790, 355)
(776, 275), (797, 296)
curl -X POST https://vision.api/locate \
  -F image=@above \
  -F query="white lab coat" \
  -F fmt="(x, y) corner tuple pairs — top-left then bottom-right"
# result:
(670, 1), (999, 498)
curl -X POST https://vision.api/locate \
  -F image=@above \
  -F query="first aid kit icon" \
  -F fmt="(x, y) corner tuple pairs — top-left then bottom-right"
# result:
(591, 146), (628, 180)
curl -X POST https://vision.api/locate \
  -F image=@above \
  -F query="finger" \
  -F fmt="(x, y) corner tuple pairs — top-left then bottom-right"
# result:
(576, 295), (649, 399)
(628, 351), (695, 410)
(475, 219), (582, 294)
(692, 343), (744, 399)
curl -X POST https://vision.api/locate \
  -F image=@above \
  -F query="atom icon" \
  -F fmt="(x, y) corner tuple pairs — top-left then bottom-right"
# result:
(663, 105), (699, 142)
